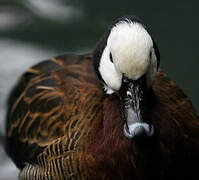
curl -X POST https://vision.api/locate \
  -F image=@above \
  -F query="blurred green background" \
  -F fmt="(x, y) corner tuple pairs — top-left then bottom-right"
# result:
(0, 0), (198, 179)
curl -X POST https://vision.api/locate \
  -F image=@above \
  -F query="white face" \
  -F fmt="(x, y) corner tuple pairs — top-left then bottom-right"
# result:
(99, 21), (158, 94)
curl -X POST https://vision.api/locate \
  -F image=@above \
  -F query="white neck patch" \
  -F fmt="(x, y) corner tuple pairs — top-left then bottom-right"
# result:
(99, 21), (155, 93)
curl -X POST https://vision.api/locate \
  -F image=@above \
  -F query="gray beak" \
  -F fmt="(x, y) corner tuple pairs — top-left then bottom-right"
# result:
(119, 75), (154, 139)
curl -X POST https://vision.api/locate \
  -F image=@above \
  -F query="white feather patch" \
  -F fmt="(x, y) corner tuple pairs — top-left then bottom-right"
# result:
(99, 21), (156, 93)
(108, 22), (153, 80)
(99, 45), (122, 91)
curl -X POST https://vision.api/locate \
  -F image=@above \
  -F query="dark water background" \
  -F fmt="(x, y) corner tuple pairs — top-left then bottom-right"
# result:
(0, 0), (199, 179)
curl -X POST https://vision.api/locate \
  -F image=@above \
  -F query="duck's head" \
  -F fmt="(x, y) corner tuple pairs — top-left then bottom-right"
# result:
(93, 16), (160, 139)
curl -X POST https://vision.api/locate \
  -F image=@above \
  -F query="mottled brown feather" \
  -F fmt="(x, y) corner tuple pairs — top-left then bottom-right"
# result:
(6, 54), (199, 180)
(6, 54), (103, 177)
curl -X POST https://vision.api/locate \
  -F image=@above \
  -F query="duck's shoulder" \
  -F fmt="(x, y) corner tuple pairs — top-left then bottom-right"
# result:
(153, 69), (199, 143)
(6, 54), (103, 168)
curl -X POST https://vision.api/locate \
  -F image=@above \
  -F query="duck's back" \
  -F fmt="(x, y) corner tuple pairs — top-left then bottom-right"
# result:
(6, 54), (103, 179)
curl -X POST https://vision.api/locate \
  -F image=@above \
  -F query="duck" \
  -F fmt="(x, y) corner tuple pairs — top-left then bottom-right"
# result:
(5, 15), (199, 180)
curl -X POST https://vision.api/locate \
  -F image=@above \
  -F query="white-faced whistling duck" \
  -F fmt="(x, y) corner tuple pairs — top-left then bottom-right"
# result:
(5, 15), (199, 180)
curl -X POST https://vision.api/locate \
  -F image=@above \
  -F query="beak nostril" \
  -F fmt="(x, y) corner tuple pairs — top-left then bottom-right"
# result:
(126, 91), (132, 99)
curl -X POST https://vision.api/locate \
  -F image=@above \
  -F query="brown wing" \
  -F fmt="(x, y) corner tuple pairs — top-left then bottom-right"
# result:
(153, 70), (199, 143)
(152, 70), (199, 178)
(6, 54), (103, 169)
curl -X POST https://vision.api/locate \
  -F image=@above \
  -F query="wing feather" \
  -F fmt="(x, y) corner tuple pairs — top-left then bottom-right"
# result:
(6, 54), (103, 169)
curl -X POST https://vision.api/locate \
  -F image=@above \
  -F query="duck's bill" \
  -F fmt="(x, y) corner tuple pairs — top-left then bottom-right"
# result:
(119, 75), (154, 139)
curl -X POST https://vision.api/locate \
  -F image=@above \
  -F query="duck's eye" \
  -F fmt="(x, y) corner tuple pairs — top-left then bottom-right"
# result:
(110, 53), (113, 63)
(149, 51), (152, 59)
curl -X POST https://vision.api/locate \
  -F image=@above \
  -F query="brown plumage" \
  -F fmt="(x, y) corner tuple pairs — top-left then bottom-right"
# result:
(5, 15), (199, 179)
(6, 54), (103, 179)
(6, 53), (199, 179)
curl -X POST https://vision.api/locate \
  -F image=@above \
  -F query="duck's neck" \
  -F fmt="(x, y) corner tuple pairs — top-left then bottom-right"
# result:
(98, 94), (131, 154)
(87, 94), (160, 179)
(88, 94), (137, 179)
